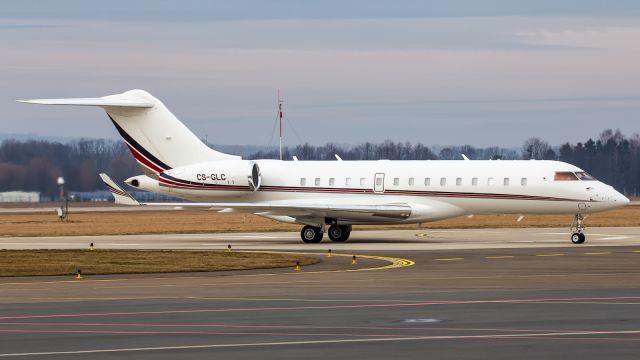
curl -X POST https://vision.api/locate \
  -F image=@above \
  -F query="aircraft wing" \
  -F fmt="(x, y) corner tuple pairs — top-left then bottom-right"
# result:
(141, 201), (411, 220)
(100, 173), (411, 221)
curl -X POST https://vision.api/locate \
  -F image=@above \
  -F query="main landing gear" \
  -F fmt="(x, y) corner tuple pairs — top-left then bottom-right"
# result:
(300, 224), (352, 243)
(328, 225), (351, 242)
(570, 213), (586, 244)
(301, 225), (323, 243)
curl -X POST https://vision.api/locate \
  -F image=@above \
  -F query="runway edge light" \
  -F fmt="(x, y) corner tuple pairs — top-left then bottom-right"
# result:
(75, 269), (82, 279)
(327, 249), (332, 257)
(227, 244), (232, 253)
(352, 255), (357, 265)
(295, 261), (300, 271)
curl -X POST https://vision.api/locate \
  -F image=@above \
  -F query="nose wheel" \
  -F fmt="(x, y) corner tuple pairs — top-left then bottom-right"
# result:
(571, 232), (585, 244)
(570, 214), (586, 244)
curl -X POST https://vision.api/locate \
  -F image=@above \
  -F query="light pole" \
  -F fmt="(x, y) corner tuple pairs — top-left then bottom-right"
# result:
(57, 176), (67, 221)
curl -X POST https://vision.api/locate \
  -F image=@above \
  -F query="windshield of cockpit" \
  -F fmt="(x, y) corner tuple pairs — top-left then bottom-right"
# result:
(554, 171), (596, 181)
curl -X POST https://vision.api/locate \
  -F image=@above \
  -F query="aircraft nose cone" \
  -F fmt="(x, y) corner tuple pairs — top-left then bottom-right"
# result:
(619, 192), (630, 205)
(611, 189), (629, 205)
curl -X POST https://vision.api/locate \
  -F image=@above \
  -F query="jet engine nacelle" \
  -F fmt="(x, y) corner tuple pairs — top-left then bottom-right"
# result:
(157, 160), (262, 194)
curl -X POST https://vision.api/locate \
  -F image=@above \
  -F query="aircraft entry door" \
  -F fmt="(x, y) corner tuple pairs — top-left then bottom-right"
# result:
(374, 173), (385, 193)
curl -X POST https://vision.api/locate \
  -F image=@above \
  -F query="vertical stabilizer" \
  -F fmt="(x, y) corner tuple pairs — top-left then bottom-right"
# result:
(19, 90), (240, 176)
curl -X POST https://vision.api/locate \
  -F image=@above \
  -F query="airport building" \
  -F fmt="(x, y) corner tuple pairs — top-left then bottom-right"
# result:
(0, 191), (40, 203)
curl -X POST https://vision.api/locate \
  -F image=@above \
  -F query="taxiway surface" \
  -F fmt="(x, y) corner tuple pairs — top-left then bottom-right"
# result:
(1, 228), (639, 359)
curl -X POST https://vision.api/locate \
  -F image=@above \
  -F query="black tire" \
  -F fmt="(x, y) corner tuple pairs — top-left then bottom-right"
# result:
(328, 225), (350, 242)
(571, 232), (585, 244)
(301, 225), (323, 243)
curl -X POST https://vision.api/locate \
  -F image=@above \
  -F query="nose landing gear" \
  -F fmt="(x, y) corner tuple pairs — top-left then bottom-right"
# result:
(570, 214), (586, 244)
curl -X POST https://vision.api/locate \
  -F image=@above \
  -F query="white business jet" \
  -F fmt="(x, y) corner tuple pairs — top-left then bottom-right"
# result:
(19, 90), (629, 244)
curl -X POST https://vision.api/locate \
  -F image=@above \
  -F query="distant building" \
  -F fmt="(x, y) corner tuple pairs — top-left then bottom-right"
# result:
(0, 191), (40, 203)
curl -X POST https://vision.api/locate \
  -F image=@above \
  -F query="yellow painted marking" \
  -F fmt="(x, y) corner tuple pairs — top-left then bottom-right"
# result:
(0, 251), (414, 287)
(535, 253), (564, 257)
(415, 233), (428, 237)
(435, 258), (464, 261)
(632, 250), (640, 253)
(245, 251), (415, 274)
(486, 256), (514, 259)
(584, 252), (611, 255)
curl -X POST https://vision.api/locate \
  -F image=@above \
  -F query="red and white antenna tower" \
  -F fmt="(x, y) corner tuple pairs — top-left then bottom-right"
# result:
(278, 89), (283, 160)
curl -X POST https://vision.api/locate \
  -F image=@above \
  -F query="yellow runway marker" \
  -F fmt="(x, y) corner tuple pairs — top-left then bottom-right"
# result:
(632, 250), (640, 253)
(536, 253), (564, 257)
(584, 252), (611, 255)
(435, 258), (464, 261)
(486, 256), (514, 259)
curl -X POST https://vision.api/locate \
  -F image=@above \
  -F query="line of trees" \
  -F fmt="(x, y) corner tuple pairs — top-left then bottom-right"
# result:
(0, 129), (638, 197)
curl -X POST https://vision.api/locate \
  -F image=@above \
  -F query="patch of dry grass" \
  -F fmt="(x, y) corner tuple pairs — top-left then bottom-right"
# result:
(0, 206), (637, 237)
(0, 250), (319, 277)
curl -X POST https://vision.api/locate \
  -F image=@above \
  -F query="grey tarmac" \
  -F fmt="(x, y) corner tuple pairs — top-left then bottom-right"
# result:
(0, 227), (639, 359)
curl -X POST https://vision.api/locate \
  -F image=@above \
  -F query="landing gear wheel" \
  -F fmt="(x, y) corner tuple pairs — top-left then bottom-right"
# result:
(328, 225), (350, 242)
(301, 225), (323, 243)
(570, 214), (587, 244)
(571, 232), (586, 244)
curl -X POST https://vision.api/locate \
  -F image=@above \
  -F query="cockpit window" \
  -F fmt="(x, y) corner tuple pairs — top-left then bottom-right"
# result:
(554, 171), (596, 181)
(575, 171), (596, 181)
(554, 172), (578, 181)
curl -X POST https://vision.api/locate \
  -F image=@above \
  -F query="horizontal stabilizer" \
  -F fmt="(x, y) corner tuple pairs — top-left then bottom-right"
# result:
(17, 98), (153, 108)
(99, 173), (140, 205)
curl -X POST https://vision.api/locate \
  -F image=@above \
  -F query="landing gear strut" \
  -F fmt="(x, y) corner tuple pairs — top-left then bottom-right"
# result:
(570, 214), (586, 244)
(301, 225), (323, 243)
(328, 225), (351, 242)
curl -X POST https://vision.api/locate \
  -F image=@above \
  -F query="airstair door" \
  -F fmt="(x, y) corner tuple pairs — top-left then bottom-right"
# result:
(374, 173), (385, 194)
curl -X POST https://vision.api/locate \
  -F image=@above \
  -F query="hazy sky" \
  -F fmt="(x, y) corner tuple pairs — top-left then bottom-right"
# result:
(2, 0), (640, 147)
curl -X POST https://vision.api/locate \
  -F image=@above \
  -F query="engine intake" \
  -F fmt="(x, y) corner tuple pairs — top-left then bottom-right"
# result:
(159, 160), (262, 195)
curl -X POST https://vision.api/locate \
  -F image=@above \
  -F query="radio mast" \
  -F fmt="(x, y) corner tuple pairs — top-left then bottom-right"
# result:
(278, 89), (283, 160)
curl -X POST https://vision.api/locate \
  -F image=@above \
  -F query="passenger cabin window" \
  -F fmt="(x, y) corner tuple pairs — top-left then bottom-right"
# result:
(487, 177), (495, 186)
(300, 178), (306, 186)
(393, 178), (399, 186)
(472, 177), (478, 186)
(315, 178), (320, 186)
(440, 177), (446, 186)
(504, 177), (510, 186)
(409, 177), (415, 186)
(424, 178), (430, 186)
(456, 177), (462, 186)
(521, 177), (527, 186)
(329, 178), (335, 186)
(346, 177), (352, 186)
(376, 177), (383, 187)
(360, 177), (366, 186)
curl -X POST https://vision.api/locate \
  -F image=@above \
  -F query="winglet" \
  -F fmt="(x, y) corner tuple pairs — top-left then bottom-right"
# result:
(99, 173), (140, 205)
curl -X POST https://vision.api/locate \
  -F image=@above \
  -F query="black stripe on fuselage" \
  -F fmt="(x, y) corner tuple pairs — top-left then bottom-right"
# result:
(108, 115), (172, 171)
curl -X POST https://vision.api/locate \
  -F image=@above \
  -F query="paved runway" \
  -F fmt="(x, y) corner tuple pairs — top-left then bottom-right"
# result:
(2, 226), (639, 251)
(1, 228), (640, 359)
